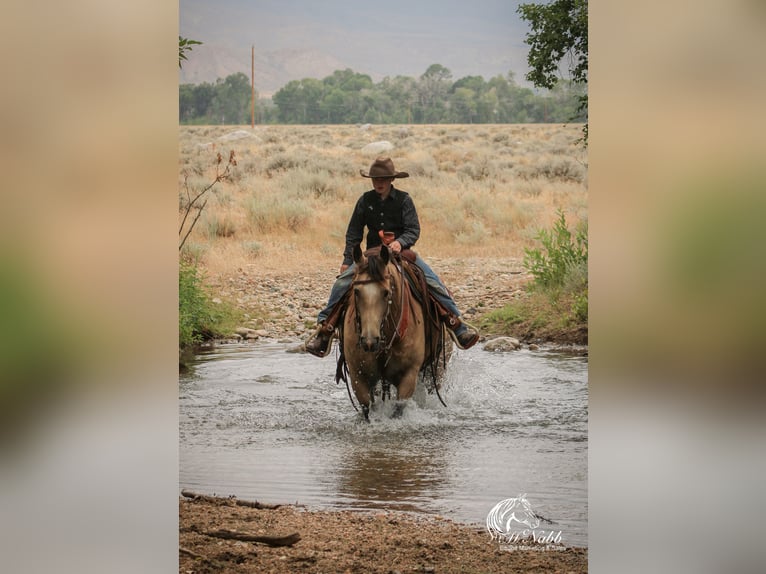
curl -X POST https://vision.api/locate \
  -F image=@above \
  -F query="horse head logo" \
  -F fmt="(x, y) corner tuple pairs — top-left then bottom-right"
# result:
(486, 494), (540, 538)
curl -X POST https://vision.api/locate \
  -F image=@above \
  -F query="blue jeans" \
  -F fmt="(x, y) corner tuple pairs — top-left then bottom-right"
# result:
(317, 255), (461, 324)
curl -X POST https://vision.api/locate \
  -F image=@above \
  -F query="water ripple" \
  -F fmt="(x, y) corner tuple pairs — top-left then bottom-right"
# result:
(180, 341), (588, 546)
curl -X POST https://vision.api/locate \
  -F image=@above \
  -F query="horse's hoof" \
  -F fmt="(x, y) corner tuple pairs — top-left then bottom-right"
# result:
(361, 405), (370, 422)
(392, 402), (405, 418)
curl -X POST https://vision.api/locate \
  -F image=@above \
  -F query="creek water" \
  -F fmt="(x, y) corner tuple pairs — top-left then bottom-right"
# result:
(180, 340), (588, 547)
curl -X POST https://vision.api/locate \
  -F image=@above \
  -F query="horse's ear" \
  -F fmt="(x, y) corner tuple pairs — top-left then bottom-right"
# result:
(379, 244), (390, 265)
(353, 244), (364, 265)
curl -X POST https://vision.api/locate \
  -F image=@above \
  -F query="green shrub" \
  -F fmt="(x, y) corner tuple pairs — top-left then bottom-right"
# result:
(179, 260), (209, 348)
(572, 289), (588, 322)
(478, 306), (523, 333)
(523, 210), (587, 291)
(179, 259), (241, 350)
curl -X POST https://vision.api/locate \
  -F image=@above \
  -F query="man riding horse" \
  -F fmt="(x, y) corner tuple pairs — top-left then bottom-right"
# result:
(306, 157), (479, 357)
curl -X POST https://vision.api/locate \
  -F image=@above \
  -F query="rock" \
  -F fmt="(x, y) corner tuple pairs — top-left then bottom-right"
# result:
(362, 140), (394, 154)
(235, 327), (260, 340)
(529, 343), (540, 351)
(483, 336), (521, 352)
(286, 343), (305, 353)
(254, 329), (269, 337)
(217, 129), (261, 142)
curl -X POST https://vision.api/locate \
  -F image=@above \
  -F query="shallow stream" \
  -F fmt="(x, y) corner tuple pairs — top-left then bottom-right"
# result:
(180, 341), (588, 547)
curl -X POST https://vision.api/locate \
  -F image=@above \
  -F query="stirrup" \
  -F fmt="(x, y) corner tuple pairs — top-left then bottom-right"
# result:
(305, 326), (334, 357)
(445, 320), (480, 350)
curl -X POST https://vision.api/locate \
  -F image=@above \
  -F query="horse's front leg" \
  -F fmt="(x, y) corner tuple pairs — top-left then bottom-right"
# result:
(395, 365), (421, 400)
(351, 377), (372, 419)
(390, 365), (421, 418)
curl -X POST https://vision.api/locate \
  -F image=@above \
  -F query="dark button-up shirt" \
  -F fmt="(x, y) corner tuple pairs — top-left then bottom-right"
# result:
(342, 185), (421, 265)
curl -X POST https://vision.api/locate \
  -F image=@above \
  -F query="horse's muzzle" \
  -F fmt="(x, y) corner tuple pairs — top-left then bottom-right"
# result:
(359, 336), (381, 353)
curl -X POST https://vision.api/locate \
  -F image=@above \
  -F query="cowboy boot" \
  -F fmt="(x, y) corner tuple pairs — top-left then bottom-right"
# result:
(305, 322), (334, 357)
(444, 314), (480, 350)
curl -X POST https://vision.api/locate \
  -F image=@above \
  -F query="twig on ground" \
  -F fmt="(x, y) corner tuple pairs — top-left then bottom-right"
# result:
(202, 529), (301, 547)
(179, 546), (226, 568)
(181, 489), (281, 509)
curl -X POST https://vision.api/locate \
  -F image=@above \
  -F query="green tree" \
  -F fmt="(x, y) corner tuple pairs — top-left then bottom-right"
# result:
(209, 72), (252, 125)
(179, 36), (202, 68)
(417, 64), (452, 123)
(518, 0), (588, 140)
(179, 84), (195, 122)
(380, 75), (418, 122)
(273, 78), (327, 123)
(450, 87), (477, 123)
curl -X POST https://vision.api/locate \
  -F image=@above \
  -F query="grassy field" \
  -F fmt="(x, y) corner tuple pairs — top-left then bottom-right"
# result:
(179, 123), (587, 274)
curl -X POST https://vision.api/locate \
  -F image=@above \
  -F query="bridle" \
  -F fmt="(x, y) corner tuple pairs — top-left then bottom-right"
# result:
(351, 259), (406, 356)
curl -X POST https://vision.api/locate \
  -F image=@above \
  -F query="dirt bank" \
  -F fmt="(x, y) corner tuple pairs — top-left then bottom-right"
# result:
(180, 494), (587, 573)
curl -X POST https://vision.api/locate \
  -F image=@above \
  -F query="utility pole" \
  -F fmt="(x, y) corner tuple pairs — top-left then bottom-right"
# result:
(251, 45), (255, 128)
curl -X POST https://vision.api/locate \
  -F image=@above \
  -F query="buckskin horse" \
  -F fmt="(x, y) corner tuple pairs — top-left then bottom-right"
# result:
(336, 243), (450, 420)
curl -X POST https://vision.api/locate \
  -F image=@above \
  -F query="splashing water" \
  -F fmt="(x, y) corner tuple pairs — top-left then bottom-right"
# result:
(180, 341), (588, 546)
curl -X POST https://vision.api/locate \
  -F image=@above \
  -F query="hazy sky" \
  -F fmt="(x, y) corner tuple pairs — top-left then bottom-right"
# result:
(180, 0), (532, 90)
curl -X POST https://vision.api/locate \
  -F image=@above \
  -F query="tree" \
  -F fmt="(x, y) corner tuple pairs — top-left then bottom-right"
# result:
(182, 65), (584, 125)
(179, 36), (202, 68)
(517, 0), (587, 141)
(418, 64), (452, 122)
(209, 73), (252, 124)
(450, 87), (477, 123)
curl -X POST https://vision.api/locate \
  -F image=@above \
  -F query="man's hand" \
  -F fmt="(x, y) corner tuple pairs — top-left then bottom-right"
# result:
(339, 264), (350, 274)
(389, 240), (402, 254)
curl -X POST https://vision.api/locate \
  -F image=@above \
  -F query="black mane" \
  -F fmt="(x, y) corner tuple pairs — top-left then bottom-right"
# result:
(365, 252), (387, 282)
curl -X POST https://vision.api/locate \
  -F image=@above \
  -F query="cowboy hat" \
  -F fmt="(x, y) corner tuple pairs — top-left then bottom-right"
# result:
(359, 157), (409, 179)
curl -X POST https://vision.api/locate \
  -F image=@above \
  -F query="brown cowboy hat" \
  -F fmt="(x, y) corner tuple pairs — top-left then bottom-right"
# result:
(360, 157), (409, 179)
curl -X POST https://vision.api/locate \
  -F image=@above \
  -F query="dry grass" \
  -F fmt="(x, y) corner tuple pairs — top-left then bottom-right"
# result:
(178, 124), (587, 276)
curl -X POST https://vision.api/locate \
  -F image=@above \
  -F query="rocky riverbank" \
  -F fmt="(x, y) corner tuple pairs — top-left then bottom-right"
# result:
(206, 256), (533, 343)
(180, 494), (587, 574)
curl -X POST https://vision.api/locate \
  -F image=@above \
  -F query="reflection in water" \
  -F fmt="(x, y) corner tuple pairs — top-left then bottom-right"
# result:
(334, 445), (447, 512)
(180, 341), (588, 546)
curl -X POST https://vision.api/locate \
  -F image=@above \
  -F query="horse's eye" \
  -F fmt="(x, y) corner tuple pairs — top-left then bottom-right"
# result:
(382, 289), (389, 299)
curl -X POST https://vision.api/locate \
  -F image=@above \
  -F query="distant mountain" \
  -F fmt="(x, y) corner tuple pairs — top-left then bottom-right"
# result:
(179, 0), (531, 95)
(179, 43), (349, 96)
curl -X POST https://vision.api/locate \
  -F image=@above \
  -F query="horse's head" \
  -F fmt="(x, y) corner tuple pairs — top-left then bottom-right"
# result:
(351, 244), (395, 353)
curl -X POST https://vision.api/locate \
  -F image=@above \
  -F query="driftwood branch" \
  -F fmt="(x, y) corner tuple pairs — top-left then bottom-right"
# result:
(202, 529), (301, 547)
(181, 489), (281, 509)
(179, 546), (227, 568)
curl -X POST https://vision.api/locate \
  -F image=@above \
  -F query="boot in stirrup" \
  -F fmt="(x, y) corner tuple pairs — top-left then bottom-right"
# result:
(444, 315), (480, 350)
(305, 323), (334, 357)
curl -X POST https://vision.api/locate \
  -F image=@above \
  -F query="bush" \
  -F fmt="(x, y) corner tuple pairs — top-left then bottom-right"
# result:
(523, 210), (587, 291)
(247, 195), (311, 232)
(572, 289), (588, 322)
(179, 259), (210, 348)
(179, 259), (241, 350)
